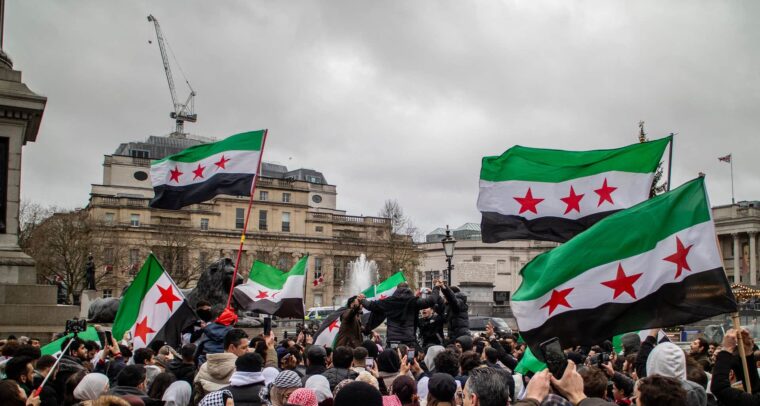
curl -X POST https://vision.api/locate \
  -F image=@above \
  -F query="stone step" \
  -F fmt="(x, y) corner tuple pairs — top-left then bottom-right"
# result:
(0, 303), (79, 326)
(0, 284), (59, 305)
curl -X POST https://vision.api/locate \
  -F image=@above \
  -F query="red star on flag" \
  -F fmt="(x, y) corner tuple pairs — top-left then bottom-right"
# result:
(192, 164), (206, 180)
(601, 263), (643, 299)
(560, 186), (584, 214)
(169, 166), (183, 183)
(313, 279), (319, 287)
(155, 284), (182, 311)
(134, 316), (156, 344)
(379, 294), (388, 300)
(214, 155), (230, 170)
(328, 319), (340, 332)
(256, 290), (269, 299)
(514, 188), (544, 214)
(594, 178), (617, 207)
(271, 292), (279, 299)
(663, 236), (694, 279)
(540, 287), (573, 316)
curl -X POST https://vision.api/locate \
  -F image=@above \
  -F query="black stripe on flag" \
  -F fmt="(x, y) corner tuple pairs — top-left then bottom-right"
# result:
(150, 301), (197, 348)
(480, 211), (620, 243)
(520, 268), (736, 360)
(151, 173), (254, 209)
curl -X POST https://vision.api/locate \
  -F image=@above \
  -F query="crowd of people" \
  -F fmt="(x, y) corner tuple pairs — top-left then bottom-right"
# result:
(0, 282), (759, 406)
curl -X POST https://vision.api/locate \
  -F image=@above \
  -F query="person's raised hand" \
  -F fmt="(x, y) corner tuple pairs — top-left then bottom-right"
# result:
(550, 360), (587, 405)
(601, 361), (615, 377)
(411, 357), (422, 375)
(26, 392), (41, 406)
(266, 332), (275, 349)
(740, 328), (754, 354)
(524, 369), (551, 402)
(400, 355), (410, 375)
(722, 329), (738, 354)
(357, 293), (366, 302)
(305, 334), (313, 345)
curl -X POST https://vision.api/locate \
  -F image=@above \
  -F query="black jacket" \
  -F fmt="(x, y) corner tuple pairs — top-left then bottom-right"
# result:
(223, 382), (265, 406)
(418, 313), (445, 347)
(53, 355), (86, 404)
(362, 287), (438, 344)
(323, 367), (359, 391)
(441, 287), (470, 338)
(167, 359), (197, 385)
(710, 350), (760, 406)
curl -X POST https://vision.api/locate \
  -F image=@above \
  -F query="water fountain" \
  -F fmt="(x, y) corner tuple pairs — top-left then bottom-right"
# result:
(344, 254), (378, 302)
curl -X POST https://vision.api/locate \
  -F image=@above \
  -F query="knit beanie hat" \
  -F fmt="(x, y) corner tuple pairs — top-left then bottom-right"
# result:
(621, 333), (641, 354)
(273, 370), (303, 388)
(334, 381), (382, 406)
(428, 373), (457, 402)
(236, 352), (264, 372)
(288, 388), (318, 406)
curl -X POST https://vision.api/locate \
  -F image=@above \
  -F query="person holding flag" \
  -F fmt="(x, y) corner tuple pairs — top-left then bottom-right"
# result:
(358, 282), (439, 348)
(334, 296), (363, 348)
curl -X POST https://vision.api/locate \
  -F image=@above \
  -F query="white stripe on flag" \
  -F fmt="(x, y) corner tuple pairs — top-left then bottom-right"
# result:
(151, 149), (261, 188)
(477, 171), (653, 220)
(130, 272), (185, 349)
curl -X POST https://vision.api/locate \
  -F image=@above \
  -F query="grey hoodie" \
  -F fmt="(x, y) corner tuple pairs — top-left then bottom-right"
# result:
(646, 342), (706, 406)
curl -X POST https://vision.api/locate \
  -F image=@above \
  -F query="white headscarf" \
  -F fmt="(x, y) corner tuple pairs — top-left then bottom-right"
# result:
(163, 381), (192, 406)
(305, 375), (332, 402)
(424, 345), (445, 373)
(73, 373), (109, 401)
(263, 367), (280, 385)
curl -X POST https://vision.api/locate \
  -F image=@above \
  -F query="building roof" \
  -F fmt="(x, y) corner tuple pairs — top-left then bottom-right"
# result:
(454, 223), (481, 232)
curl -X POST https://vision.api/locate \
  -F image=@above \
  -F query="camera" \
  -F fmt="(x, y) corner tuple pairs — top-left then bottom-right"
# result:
(589, 352), (611, 367)
(65, 318), (87, 335)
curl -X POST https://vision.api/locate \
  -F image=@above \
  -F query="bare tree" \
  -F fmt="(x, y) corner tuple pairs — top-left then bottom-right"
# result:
(19, 200), (54, 249)
(638, 121), (669, 197)
(148, 225), (201, 289)
(376, 199), (421, 286)
(22, 208), (109, 302)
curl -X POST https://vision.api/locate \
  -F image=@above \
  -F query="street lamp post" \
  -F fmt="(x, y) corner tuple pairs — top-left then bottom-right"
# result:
(441, 225), (457, 285)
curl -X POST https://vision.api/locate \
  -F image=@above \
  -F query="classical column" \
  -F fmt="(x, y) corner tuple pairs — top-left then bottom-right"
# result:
(751, 233), (758, 286)
(734, 233), (741, 284)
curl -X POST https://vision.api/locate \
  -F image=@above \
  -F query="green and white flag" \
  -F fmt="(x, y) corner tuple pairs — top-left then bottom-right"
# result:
(362, 271), (407, 300)
(112, 254), (194, 350)
(150, 130), (266, 209)
(512, 177), (736, 354)
(234, 255), (307, 318)
(478, 136), (670, 243)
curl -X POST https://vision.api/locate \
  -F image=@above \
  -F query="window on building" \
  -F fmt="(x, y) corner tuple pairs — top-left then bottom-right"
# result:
(472, 256), (481, 262)
(493, 291), (509, 305)
(259, 191), (269, 201)
(130, 149), (150, 159)
(314, 257), (323, 272)
(235, 208), (245, 229)
(313, 294), (323, 307)
(199, 251), (209, 269)
(129, 249), (140, 265)
(282, 193), (291, 203)
(259, 210), (268, 230)
(200, 218), (209, 231)
(130, 214), (140, 227)
(497, 259), (508, 275)
(104, 247), (114, 265)
(282, 212), (291, 232)
(103, 289), (113, 299)
(104, 212), (115, 224)
(315, 226), (324, 233)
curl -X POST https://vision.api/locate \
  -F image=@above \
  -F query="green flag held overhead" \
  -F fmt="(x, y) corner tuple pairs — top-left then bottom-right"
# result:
(41, 326), (100, 356)
(512, 177), (736, 355)
(234, 255), (307, 318)
(362, 271), (407, 300)
(514, 347), (547, 375)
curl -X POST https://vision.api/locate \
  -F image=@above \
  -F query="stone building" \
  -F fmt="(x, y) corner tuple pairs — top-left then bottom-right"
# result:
(714, 201), (760, 287)
(87, 134), (393, 309)
(418, 223), (558, 316)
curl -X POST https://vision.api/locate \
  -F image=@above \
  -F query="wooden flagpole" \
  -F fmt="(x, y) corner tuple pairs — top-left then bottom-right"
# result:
(732, 312), (752, 393)
(224, 129), (269, 310)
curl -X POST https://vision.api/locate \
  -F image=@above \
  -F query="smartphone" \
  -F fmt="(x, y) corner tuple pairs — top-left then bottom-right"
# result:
(104, 330), (112, 345)
(407, 349), (415, 365)
(263, 317), (272, 336)
(539, 337), (568, 380)
(365, 357), (374, 369)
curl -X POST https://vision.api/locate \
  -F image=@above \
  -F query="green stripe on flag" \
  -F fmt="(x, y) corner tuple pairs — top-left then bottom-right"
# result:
(513, 177), (710, 301)
(480, 136), (670, 183)
(362, 271), (406, 297)
(112, 254), (165, 340)
(152, 130), (265, 165)
(41, 326), (100, 356)
(514, 347), (547, 375)
(249, 255), (308, 289)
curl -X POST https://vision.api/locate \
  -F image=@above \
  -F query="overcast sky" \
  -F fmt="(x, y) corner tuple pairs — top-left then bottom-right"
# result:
(6, 1), (760, 237)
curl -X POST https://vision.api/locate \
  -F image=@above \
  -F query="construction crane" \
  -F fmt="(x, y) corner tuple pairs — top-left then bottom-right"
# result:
(147, 14), (197, 137)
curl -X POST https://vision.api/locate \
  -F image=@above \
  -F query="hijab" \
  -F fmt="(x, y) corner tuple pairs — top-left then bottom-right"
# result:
(424, 346), (445, 373)
(378, 349), (401, 373)
(162, 381), (192, 406)
(305, 375), (332, 402)
(73, 372), (109, 401)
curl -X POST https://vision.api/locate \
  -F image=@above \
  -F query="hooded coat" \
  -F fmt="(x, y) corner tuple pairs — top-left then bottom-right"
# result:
(441, 287), (469, 338)
(361, 287), (439, 344)
(645, 342), (707, 406)
(193, 352), (238, 404)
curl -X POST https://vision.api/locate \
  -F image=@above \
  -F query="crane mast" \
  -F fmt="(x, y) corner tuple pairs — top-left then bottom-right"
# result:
(147, 14), (197, 137)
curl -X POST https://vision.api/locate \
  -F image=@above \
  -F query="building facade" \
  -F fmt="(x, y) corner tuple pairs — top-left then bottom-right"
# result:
(88, 135), (393, 309)
(418, 223), (558, 317)
(714, 201), (760, 287)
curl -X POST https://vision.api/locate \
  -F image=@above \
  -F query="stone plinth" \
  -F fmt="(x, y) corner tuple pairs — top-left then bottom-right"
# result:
(0, 283), (79, 341)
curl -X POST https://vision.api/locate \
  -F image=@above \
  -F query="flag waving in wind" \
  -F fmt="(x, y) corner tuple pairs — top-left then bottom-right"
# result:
(362, 271), (406, 300)
(478, 136), (670, 243)
(112, 254), (196, 349)
(234, 255), (307, 318)
(150, 130), (266, 209)
(511, 177), (736, 356)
